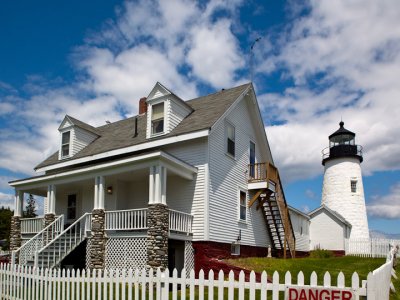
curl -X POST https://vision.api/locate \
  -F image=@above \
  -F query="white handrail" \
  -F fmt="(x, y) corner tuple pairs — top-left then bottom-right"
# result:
(12, 215), (64, 265)
(20, 217), (45, 234)
(169, 209), (193, 234)
(35, 213), (92, 268)
(105, 209), (147, 230)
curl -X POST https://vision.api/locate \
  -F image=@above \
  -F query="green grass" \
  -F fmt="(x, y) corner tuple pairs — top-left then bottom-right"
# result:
(226, 256), (400, 299)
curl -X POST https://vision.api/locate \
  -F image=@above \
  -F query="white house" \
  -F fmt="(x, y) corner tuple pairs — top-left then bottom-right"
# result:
(9, 82), (296, 272)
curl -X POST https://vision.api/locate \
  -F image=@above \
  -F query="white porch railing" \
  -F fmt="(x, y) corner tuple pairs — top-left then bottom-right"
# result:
(35, 213), (92, 269)
(12, 215), (64, 265)
(169, 209), (193, 234)
(345, 238), (400, 258)
(105, 209), (147, 230)
(20, 217), (45, 234)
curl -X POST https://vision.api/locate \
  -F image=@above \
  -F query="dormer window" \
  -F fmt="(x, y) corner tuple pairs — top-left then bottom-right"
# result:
(61, 131), (71, 157)
(151, 103), (164, 134)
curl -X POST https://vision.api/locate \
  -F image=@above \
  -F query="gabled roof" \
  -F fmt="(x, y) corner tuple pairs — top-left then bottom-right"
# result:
(288, 205), (310, 220)
(309, 205), (352, 227)
(59, 115), (101, 136)
(35, 83), (252, 171)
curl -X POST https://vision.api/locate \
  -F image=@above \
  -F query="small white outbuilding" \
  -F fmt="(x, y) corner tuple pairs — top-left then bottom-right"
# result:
(309, 205), (351, 251)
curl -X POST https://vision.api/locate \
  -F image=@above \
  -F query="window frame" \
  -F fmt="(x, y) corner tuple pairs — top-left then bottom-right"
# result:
(238, 189), (247, 222)
(61, 131), (71, 158)
(225, 121), (235, 158)
(151, 102), (165, 135)
(351, 180), (357, 193)
(249, 141), (256, 178)
(67, 194), (77, 220)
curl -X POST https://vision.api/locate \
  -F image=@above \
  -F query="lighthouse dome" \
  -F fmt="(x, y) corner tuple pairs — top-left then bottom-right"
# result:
(322, 121), (363, 165)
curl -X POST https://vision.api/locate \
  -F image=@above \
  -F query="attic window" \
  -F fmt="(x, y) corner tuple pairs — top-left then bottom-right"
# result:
(151, 103), (164, 134)
(61, 131), (71, 157)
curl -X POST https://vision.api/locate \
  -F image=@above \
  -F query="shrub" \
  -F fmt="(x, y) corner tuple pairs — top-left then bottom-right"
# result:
(309, 249), (334, 258)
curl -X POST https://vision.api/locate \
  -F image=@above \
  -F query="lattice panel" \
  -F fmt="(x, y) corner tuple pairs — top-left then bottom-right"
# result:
(19, 238), (43, 265)
(105, 237), (147, 270)
(184, 241), (194, 277)
(85, 238), (91, 269)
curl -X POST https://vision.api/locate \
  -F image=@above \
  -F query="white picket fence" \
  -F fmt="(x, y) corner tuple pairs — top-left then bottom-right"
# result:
(345, 238), (400, 257)
(0, 265), (369, 300)
(0, 253), (394, 300)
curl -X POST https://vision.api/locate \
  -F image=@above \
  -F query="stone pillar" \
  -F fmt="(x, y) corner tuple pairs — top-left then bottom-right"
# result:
(10, 216), (21, 251)
(88, 209), (106, 269)
(147, 203), (169, 271)
(44, 213), (56, 227)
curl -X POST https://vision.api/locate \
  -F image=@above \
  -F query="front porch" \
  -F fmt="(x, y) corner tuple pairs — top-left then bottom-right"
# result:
(10, 151), (198, 270)
(20, 208), (193, 237)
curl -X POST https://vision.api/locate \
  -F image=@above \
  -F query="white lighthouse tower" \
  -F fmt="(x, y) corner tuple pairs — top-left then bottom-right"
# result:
(321, 121), (369, 239)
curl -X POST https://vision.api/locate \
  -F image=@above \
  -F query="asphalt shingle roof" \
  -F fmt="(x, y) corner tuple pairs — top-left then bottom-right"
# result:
(35, 83), (251, 170)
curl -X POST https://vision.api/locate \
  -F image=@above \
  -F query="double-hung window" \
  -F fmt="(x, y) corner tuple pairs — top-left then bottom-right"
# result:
(239, 190), (247, 221)
(226, 122), (235, 157)
(151, 103), (164, 134)
(61, 131), (71, 157)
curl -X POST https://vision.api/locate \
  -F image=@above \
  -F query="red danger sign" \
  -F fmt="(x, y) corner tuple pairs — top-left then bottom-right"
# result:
(285, 286), (354, 300)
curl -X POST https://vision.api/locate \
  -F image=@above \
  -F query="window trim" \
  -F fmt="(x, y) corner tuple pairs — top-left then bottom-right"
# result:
(67, 193), (77, 220)
(225, 121), (235, 158)
(151, 102), (165, 135)
(351, 180), (357, 193)
(238, 188), (247, 222)
(61, 130), (71, 158)
(249, 141), (256, 178)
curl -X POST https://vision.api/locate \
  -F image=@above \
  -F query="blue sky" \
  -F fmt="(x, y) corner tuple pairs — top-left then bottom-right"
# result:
(0, 0), (399, 235)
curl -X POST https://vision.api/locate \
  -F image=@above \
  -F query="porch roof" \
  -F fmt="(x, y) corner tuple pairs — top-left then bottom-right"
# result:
(9, 151), (197, 190)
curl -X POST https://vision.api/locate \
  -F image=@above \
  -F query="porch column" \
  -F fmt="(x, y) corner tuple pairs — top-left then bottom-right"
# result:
(10, 190), (23, 255)
(147, 165), (169, 271)
(44, 185), (56, 227)
(89, 176), (106, 270)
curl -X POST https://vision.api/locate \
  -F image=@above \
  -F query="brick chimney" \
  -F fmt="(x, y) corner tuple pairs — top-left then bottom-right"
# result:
(139, 97), (147, 115)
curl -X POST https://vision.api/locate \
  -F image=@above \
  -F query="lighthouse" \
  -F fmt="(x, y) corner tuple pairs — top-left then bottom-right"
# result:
(321, 121), (369, 239)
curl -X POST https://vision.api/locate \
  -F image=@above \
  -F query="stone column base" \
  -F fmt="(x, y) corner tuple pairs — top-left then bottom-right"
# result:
(10, 216), (21, 264)
(147, 203), (169, 271)
(88, 209), (106, 270)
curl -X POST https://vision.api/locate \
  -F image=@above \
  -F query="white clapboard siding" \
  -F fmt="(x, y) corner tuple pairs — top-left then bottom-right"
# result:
(208, 96), (272, 247)
(8, 261), (400, 300)
(288, 210), (310, 252)
(168, 98), (192, 133)
(310, 209), (347, 250)
(72, 126), (98, 156)
(164, 138), (207, 240)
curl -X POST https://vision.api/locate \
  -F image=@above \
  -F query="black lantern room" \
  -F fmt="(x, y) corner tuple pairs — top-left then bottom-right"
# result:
(322, 121), (363, 165)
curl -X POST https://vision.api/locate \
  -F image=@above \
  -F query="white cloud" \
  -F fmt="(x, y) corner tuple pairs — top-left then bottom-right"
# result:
(367, 183), (400, 219)
(187, 20), (244, 87)
(0, 192), (14, 210)
(0, 0), (246, 179)
(258, 0), (400, 182)
(0, 177), (15, 189)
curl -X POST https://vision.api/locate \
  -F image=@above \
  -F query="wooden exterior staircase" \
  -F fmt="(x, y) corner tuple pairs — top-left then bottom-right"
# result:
(248, 162), (296, 258)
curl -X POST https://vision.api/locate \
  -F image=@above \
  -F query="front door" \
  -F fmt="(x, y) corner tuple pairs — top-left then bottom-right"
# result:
(67, 194), (77, 222)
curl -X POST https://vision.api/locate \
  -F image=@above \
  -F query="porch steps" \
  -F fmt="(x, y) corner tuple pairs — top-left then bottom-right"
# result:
(25, 234), (85, 268)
